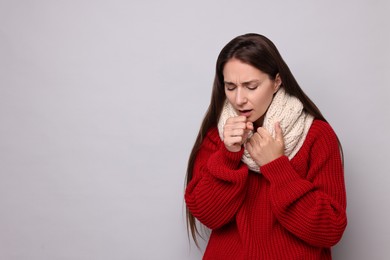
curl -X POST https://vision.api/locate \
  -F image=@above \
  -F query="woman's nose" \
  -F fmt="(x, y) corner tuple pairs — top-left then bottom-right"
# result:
(235, 88), (248, 105)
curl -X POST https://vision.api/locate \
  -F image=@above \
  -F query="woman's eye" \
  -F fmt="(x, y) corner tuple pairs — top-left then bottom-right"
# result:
(225, 85), (236, 91)
(247, 84), (258, 90)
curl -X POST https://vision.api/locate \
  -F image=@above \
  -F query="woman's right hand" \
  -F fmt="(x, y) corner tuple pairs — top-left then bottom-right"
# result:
(223, 116), (254, 152)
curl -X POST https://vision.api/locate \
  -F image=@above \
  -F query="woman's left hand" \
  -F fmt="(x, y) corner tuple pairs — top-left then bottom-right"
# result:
(246, 122), (285, 166)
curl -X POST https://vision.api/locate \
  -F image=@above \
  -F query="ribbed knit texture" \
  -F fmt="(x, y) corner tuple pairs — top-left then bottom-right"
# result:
(217, 88), (314, 172)
(185, 120), (347, 260)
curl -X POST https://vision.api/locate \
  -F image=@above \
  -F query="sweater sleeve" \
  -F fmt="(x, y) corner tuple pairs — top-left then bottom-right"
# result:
(185, 128), (249, 230)
(260, 121), (347, 247)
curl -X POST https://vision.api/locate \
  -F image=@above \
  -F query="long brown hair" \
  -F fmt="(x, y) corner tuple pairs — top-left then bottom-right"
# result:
(185, 33), (333, 246)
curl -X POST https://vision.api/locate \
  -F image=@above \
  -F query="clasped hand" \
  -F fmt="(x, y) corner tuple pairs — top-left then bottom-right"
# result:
(223, 116), (285, 166)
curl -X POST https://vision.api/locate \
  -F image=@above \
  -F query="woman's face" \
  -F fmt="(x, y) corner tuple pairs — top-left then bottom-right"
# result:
(223, 58), (281, 126)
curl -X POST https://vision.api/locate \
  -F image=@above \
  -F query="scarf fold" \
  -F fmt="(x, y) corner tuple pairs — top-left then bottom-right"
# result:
(217, 88), (314, 173)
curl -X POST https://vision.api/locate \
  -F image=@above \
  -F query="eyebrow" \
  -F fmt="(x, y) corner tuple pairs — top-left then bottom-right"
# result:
(224, 81), (236, 85)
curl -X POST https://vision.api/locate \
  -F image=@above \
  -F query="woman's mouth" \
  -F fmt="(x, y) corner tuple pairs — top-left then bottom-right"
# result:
(238, 109), (252, 117)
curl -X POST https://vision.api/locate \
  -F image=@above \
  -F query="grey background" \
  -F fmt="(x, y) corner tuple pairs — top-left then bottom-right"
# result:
(0, 0), (389, 259)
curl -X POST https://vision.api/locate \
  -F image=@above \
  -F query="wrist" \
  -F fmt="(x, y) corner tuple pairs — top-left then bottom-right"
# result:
(225, 144), (242, 153)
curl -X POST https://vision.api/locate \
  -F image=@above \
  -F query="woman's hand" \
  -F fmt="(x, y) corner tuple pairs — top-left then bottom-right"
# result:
(246, 122), (285, 166)
(223, 116), (254, 152)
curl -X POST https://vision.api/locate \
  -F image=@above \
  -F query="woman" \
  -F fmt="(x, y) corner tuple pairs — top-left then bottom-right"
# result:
(184, 33), (347, 259)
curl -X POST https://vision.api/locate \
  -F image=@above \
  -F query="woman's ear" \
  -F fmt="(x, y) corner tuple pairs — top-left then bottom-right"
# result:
(274, 73), (282, 93)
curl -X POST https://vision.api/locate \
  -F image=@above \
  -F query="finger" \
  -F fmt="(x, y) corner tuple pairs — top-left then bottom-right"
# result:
(225, 117), (246, 128)
(275, 122), (284, 142)
(256, 127), (269, 138)
(242, 129), (252, 142)
(226, 136), (243, 145)
(225, 121), (246, 130)
(226, 116), (247, 124)
(235, 115), (247, 122)
(224, 125), (246, 137)
(248, 133), (260, 146)
(230, 128), (245, 137)
(245, 141), (253, 153)
(246, 121), (254, 131)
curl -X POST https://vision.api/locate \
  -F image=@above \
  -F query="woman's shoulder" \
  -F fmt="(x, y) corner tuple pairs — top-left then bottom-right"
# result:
(196, 127), (224, 156)
(204, 127), (222, 144)
(307, 119), (340, 145)
(310, 119), (337, 134)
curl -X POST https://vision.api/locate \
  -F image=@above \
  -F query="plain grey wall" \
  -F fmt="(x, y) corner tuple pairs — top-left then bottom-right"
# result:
(0, 0), (389, 259)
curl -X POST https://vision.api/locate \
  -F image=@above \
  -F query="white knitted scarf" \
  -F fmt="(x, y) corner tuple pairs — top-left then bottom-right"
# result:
(217, 88), (314, 172)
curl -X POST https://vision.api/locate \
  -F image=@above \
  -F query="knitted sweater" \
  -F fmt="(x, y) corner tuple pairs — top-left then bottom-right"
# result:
(185, 120), (347, 260)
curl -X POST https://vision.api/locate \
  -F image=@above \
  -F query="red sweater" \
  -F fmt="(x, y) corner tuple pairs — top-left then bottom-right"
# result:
(185, 120), (347, 260)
